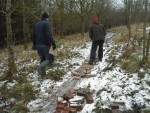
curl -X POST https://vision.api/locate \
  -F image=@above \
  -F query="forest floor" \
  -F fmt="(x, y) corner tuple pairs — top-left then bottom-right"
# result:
(0, 31), (150, 113)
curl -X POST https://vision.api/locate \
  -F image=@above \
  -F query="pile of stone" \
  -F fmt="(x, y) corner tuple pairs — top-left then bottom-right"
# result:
(54, 87), (94, 113)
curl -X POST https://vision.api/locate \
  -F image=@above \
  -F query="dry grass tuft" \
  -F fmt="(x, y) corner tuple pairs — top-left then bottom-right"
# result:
(0, 48), (7, 62)
(58, 33), (89, 48)
(119, 54), (141, 73)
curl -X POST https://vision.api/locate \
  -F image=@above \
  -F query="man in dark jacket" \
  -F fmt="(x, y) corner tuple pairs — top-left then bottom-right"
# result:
(89, 18), (106, 65)
(33, 12), (56, 78)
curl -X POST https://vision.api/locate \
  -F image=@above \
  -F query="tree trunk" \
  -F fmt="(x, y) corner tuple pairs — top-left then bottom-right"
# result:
(146, 30), (150, 60)
(81, 15), (85, 38)
(60, 0), (64, 38)
(6, 0), (17, 76)
(79, 0), (85, 38)
(23, 0), (27, 49)
(142, 0), (148, 62)
(125, 0), (132, 38)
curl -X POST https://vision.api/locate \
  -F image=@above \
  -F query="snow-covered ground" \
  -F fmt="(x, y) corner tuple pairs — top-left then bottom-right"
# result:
(0, 32), (150, 113)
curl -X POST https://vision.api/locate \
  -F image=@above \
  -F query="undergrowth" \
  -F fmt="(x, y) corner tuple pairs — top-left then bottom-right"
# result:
(108, 23), (150, 75)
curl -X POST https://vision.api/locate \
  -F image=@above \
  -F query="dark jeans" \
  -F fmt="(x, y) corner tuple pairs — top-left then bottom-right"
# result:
(90, 40), (104, 61)
(36, 44), (54, 63)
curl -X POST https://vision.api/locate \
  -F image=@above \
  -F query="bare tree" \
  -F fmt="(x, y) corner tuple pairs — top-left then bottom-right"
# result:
(73, 0), (94, 38)
(146, 30), (150, 60)
(55, 0), (65, 38)
(142, 0), (148, 62)
(22, 0), (27, 49)
(124, 0), (133, 38)
(94, 0), (113, 23)
(6, 0), (17, 76)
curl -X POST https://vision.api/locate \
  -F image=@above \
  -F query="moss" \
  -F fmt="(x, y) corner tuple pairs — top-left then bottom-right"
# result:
(146, 81), (150, 86)
(10, 83), (35, 103)
(12, 75), (28, 84)
(47, 69), (66, 81)
(11, 103), (29, 113)
(138, 72), (145, 78)
(143, 110), (150, 113)
(22, 84), (35, 103)
(0, 82), (10, 100)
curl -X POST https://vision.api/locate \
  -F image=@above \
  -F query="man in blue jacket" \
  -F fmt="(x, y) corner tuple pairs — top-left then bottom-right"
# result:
(33, 12), (56, 78)
(89, 18), (106, 65)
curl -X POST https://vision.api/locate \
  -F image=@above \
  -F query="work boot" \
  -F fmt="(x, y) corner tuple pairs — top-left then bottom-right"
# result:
(37, 60), (50, 77)
(88, 59), (94, 65)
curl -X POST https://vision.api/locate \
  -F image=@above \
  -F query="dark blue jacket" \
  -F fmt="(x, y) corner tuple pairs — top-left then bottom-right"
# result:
(33, 19), (55, 47)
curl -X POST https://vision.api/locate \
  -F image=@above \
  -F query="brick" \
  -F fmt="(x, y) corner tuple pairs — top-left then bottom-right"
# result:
(54, 109), (62, 113)
(86, 94), (94, 104)
(77, 88), (88, 97)
(57, 101), (68, 109)
(57, 103), (65, 109)
(85, 74), (96, 78)
(110, 104), (119, 109)
(73, 76), (81, 80)
(69, 96), (84, 103)
(64, 91), (74, 100)
(69, 107), (78, 112)
(55, 109), (69, 113)
(63, 106), (69, 111)
(73, 86), (80, 91)
(61, 110), (69, 113)
(69, 89), (76, 94)
(70, 104), (83, 111)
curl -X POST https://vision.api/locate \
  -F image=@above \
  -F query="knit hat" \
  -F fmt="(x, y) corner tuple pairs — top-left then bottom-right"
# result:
(42, 12), (49, 19)
(92, 18), (99, 22)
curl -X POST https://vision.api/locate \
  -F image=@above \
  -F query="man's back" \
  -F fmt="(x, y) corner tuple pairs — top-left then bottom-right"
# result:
(33, 19), (54, 46)
(89, 22), (106, 41)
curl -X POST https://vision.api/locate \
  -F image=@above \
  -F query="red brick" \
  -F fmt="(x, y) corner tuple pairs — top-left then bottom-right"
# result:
(70, 104), (83, 111)
(61, 110), (69, 113)
(57, 103), (65, 109)
(86, 94), (94, 104)
(69, 107), (78, 112)
(54, 109), (62, 113)
(63, 106), (69, 111)
(55, 109), (69, 113)
(64, 91), (74, 99)
(57, 101), (69, 108)
(110, 104), (119, 109)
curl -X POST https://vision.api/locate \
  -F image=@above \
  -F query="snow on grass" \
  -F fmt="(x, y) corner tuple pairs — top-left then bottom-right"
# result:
(26, 32), (150, 112)
(76, 33), (150, 112)
(0, 32), (150, 112)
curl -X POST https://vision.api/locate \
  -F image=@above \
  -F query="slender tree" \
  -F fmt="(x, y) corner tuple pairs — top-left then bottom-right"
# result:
(94, 0), (113, 23)
(146, 30), (150, 60)
(142, 0), (148, 62)
(56, 0), (65, 38)
(6, 0), (17, 76)
(74, 0), (94, 38)
(22, 0), (27, 49)
(124, 0), (133, 38)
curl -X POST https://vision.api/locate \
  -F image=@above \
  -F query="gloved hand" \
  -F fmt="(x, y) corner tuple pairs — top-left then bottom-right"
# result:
(52, 43), (56, 50)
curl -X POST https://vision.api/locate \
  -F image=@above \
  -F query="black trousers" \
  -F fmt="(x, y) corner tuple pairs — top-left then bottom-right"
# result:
(90, 40), (104, 61)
